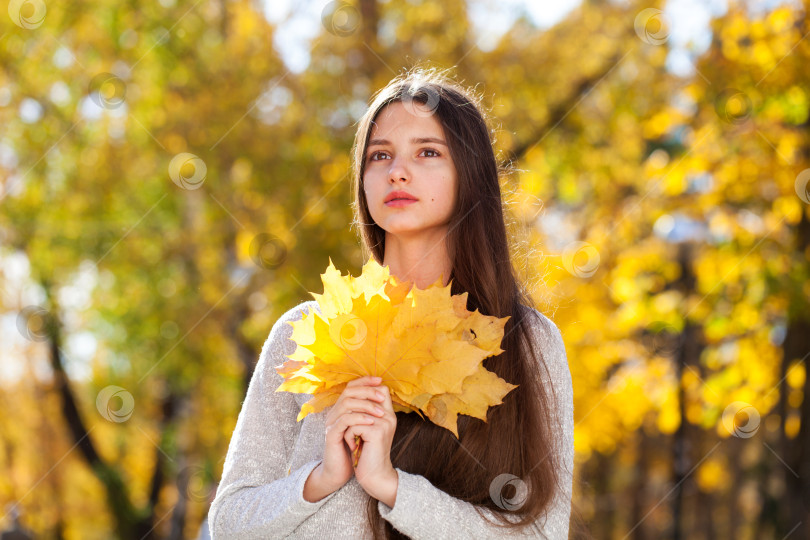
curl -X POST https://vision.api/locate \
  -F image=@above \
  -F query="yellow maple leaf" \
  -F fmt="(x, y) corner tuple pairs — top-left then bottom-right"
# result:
(275, 257), (517, 439)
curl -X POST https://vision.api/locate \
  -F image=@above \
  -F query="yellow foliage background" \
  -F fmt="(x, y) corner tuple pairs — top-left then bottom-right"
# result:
(1, 0), (809, 538)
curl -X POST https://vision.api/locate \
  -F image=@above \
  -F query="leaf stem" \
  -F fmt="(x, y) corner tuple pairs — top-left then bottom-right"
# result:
(352, 434), (363, 467)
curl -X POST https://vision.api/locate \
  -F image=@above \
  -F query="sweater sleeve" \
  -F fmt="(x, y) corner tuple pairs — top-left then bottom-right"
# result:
(208, 302), (337, 539)
(376, 310), (575, 539)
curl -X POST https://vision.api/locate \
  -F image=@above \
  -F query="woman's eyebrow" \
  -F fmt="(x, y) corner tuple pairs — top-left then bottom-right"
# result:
(368, 136), (448, 147)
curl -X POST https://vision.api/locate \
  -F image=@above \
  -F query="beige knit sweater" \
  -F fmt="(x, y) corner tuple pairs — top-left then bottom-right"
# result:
(208, 300), (574, 539)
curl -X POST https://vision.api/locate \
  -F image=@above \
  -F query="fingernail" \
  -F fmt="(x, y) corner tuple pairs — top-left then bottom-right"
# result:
(375, 391), (384, 400)
(372, 376), (382, 382)
(374, 406), (384, 414)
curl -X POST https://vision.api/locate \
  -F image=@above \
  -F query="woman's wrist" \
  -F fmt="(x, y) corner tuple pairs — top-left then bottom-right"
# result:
(374, 468), (399, 508)
(303, 462), (341, 503)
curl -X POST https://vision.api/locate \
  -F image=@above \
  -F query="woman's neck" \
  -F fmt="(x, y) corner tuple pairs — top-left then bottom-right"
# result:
(382, 232), (452, 290)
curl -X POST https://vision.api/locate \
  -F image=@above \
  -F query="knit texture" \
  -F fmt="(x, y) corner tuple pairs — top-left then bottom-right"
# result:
(208, 300), (574, 539)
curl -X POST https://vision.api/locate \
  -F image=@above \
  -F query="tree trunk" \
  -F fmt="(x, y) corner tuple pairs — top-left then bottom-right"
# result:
(781, 208), (810, 538)
(672, 242), (699, 540)
(592, 451), (614, 539)
(42, 284), (179, 539)
(629, 428), (649, 540)
(695, 429), (715, 539)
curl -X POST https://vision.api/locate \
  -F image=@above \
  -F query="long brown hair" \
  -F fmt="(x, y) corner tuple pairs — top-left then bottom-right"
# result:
(350, 66), (569, 538)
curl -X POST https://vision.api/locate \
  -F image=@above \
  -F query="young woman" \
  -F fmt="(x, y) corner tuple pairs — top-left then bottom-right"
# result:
(208, 67), (575, 539)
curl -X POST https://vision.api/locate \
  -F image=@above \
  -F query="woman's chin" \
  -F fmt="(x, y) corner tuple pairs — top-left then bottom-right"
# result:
(382, 226), (430, 239)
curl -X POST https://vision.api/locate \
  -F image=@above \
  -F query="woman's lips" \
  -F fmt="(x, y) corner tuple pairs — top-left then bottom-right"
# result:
(385, 199), (417, 207)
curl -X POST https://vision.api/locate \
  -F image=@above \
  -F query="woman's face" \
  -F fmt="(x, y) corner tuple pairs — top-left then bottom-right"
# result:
(362, 101), (458, 240)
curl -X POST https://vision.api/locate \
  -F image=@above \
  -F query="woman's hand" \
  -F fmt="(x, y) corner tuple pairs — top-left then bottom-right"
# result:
(315, 375), (388, 494)
(344, 382), (399, 507)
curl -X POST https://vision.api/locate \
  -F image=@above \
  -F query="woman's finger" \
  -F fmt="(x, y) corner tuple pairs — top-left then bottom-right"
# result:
(338, 397), (385, 417)
(346, 375), (383, 388)
(333, 380), (384, 411)
(371, 383), (395, 413)
(326, 411), (375, 441)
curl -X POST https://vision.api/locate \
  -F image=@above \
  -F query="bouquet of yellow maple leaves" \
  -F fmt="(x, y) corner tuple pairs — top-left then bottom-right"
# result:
(274, 258), (517, 465)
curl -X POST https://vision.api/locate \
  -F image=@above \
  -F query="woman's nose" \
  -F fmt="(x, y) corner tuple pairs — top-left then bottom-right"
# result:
(387, 156), (409, 183)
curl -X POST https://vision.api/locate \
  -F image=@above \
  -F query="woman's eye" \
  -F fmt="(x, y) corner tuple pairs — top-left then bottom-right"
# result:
(368, 148), (439, 161)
